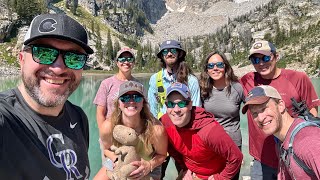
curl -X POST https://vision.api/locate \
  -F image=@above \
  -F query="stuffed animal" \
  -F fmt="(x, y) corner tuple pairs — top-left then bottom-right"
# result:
(106, 125), (150, 180)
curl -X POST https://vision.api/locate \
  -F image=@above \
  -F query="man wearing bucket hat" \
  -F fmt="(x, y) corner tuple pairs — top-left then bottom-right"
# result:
(240, 40), (320, 179)
(242, 85), (320, 179)
(93, 47), (140, 177)
(0, 13), (93, 179)
(147, 40), (201, 177)
(148, 40), (201, 119)
(160, 82), (243, 179)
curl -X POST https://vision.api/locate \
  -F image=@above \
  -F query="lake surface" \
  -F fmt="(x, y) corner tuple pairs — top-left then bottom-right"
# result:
(0, 75), (319, 179)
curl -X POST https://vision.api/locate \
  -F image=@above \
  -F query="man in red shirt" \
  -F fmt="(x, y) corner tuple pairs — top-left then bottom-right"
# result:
(240, 40), (320, 179)
(161, 82), (243, 179)
(242, 85), (320, 179)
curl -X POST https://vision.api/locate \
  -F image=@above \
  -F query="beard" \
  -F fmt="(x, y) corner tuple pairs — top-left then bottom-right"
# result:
(21, 68), (80, 107)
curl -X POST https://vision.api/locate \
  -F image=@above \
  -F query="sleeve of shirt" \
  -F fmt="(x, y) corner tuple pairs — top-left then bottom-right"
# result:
(167, 141), (187, 170)
(296, 73), (320, 109)
(148, 74), (158, 118)
(294, 127), (320, 179)
(188, 75), (202, 107)
(204, 124), (243, 179)
(93, 80), (108, 106)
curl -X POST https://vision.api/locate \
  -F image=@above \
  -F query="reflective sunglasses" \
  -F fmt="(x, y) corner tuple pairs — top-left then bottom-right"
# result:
(250, 55), (272, 65)
(162, 48), (178, 56)
(207, 62), (225, 69)
(119, 94), (143, 103)
(165, 100), (190, 108)
(25, 45), (88, 70)
(118, 57), (135, 63)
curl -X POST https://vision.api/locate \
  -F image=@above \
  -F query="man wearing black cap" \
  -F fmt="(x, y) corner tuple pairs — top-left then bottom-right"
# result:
(0, 13), (93, 179)
(147, 40), (201, 177)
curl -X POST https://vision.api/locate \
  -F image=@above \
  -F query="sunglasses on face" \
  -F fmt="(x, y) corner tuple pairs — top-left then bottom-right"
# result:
(250, 55), (272, 65)
(162, 48), (178, 56)
(118, 57), (135, 63)
(119, 94), (143, 103)
(165, 100), (190, 108)
(207, 62), (225, 69)
(25, 45), (88, 70)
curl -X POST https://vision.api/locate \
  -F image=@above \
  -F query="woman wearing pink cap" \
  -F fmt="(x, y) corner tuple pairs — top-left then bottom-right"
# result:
(94, 81), (167, 179)
(93, 47), (140, 177)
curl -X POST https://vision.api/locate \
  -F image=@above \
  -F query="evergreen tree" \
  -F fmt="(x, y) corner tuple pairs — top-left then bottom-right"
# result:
(10, 0), (46, 23)
(136, 46), (143, 69)
(95, 24), (103, 63)
(106, 30), (114, 65)
(113, 39), (121, 58)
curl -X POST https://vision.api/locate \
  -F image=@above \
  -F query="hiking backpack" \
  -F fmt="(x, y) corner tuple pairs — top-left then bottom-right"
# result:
(279, 98), (320, 176)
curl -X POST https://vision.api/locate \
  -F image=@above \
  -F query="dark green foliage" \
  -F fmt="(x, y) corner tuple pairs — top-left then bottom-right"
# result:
(106, 30), (114, 65)
(8, 0), (46, 24)
(113, 39), (121, 58)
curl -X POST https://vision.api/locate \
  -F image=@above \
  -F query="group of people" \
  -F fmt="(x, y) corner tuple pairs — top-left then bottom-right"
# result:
(0, 13), (319, 180)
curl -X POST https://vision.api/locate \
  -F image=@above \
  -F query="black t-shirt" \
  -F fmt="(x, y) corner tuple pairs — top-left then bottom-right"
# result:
(0, 88), (90, 179)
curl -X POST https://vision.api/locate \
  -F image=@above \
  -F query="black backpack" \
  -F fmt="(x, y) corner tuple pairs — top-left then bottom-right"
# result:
(279, 98), (320, 176)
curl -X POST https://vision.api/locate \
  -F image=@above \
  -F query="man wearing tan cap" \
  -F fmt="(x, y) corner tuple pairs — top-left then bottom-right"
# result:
(242, 85), (320, 179)
(240, 40), (320, 179)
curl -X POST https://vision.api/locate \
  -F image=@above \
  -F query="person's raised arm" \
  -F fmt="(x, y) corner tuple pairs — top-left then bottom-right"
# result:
(100, 120), (117, 162)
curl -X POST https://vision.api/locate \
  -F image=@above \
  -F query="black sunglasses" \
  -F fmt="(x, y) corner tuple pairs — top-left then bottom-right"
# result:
(207, 62), (225, 69)
(165, 100), (190, 108)
(250, 55), (272, 65)
(162, 48), (178, 56)
(119, 94), (143, 103)
(118, 57), (135, 63)
(25, 45), (88, 70)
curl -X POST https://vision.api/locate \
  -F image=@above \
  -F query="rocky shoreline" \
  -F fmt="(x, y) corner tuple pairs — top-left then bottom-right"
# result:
(0, 66), (20, 77)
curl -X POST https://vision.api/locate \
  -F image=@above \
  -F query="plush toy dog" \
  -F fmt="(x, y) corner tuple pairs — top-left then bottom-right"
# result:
(107, 125), (150, 180)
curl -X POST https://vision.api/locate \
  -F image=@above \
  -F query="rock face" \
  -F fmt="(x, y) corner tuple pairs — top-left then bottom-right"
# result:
(137, 0), (166, 24)
(0, 3), (18, 42)
(142, 0), (272, 43)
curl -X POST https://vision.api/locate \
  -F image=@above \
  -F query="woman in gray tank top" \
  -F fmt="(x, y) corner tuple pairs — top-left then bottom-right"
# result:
(199, 51), (245, 180)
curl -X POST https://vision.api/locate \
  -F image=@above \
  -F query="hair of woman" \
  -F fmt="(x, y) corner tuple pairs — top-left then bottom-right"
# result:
(199, 50), (238, 101)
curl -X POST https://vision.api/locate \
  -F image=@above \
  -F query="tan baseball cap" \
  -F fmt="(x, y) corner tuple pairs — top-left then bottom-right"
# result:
(115, 47), (135, 61)
(242, 85), (282, 114)
(118, 81), (146, 98)
(248, 40), (276, 59)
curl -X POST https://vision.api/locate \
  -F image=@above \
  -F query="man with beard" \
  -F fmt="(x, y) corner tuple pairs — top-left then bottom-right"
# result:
(147, 40), (201, 178)
(240, 40), (320, 179)
(0, 14), (93, 179)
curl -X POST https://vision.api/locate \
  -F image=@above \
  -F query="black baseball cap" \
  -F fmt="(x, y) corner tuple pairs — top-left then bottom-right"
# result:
(23, 13), (94, 54)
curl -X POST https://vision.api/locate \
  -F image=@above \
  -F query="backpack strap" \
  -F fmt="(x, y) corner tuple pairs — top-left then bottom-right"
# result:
(284, 121), (319, 176)
(156, 70), (166, 119)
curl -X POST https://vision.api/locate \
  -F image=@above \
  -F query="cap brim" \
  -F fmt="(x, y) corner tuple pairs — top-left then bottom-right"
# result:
(166, 89), (189, 99)
(242, 96), (270, 114)
(24, 35), (94, 54)
(248, 50), (272, 59)
(115, 50), (135, 60)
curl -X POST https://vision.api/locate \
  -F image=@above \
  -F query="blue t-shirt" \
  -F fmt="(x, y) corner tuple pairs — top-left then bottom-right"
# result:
(148, 68), (201, 118)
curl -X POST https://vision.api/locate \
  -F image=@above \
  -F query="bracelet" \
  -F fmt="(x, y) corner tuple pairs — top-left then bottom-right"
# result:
(148, 161), (153, 172)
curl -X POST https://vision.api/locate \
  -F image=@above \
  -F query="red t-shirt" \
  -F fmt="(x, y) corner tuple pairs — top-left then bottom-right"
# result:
(278, 118), (320, 179)
(240, 69), (320, 168)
